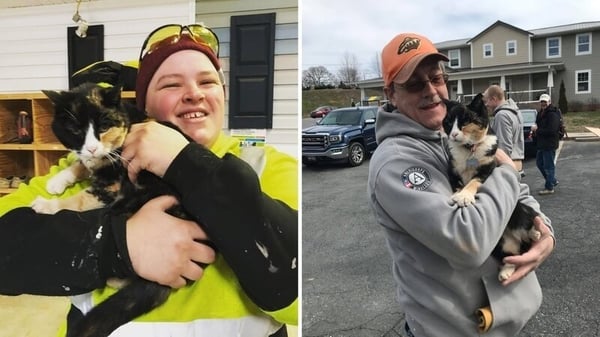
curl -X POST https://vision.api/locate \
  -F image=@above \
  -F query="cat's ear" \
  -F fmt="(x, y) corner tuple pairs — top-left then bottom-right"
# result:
(468, 93), (487, 117)
(100, 85), (123, 107)
(42, 90), (64, 106)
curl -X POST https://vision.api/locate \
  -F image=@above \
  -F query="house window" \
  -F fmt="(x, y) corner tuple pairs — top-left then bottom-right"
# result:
(506, 40), (517, 55)
(483, 43), (493, 58)
(448, 49), (460, 68)
(575, 70), (591, 94)
(546, 37), (561, 58)
(576, 33), (592, 55)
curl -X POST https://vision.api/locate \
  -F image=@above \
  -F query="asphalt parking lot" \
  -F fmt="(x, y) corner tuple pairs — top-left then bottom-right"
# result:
(302, 140), (600, 337)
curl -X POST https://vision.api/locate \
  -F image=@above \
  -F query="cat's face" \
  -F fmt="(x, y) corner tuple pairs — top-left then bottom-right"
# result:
(43, 84), (129, 169)
(443, 93), (489, 146)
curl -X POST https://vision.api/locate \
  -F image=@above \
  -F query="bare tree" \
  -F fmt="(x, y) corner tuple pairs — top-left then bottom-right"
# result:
(370, 51), (382, 79)
(302, 66), (335, 88)
(337, 52), (359, 85)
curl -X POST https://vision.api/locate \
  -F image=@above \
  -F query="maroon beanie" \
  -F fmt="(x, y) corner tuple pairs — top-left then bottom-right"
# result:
(135, 35), (221, 111)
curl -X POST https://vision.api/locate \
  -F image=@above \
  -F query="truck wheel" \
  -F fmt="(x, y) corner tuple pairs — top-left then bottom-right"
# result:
(347, 142), (365, 166)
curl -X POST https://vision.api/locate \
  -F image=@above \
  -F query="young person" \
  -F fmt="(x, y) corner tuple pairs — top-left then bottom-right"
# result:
(483, 84), (526, 176)
(367, 33), (555, 337)
(0, 24), (297, 336)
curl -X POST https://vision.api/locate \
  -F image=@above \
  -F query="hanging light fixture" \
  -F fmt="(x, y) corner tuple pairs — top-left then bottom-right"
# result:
(72, 0), (88, 38)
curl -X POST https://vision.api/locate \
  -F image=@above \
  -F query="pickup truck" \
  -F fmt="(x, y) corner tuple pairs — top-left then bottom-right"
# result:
(302, 106), (378, 166)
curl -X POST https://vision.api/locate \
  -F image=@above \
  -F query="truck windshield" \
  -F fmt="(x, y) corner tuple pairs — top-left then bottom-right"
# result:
(319, 109), (361, 125)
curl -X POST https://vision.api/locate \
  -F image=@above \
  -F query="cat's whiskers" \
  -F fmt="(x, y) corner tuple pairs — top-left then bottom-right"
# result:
(64, 108), (78, 122)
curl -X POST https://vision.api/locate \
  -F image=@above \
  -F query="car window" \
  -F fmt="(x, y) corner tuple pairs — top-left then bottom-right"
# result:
(521, 110), (537, 124)
(337, 110), (362, 125)
(364, 108), (376, 120)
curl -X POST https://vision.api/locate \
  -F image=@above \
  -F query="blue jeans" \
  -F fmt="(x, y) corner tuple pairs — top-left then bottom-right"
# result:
(536, 149), (557, 190)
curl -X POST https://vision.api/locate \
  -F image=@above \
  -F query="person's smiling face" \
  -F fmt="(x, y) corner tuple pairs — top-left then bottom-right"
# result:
(144, 50), (225, 148)
(387, 59), (449, 131)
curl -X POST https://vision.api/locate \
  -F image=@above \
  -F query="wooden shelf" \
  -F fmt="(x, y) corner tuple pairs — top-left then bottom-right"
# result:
(0, 188), (16, 195)
(0, 143), (67, 151)
(0, 91), (135, 195)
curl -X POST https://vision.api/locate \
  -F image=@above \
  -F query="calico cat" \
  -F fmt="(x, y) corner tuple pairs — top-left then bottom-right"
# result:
(442, 93), (541, 282)
(33, 83), (196, 337)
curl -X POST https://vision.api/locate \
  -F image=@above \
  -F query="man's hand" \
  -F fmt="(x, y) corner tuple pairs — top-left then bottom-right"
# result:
(126, 195), (215, 288)
(501, 216), (555, 286)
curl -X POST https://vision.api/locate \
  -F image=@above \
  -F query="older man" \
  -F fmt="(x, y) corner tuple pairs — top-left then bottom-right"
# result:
(367, 33), (555, 337)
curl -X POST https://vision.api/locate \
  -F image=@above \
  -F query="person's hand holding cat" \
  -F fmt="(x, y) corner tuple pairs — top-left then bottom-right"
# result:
(122, 121), (189, 182)
(500, 216), (555, 286)
(126, 195), (216, 288)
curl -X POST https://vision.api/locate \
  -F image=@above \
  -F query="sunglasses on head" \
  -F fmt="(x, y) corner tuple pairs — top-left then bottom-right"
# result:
(394, 73), (449, 93)
(139, 24), (220, 61)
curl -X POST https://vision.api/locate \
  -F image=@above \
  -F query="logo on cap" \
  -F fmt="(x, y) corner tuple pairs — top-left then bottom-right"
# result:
(398, 37), (420, 55)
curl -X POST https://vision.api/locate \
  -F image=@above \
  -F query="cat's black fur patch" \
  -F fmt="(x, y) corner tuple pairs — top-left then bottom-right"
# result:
(43, 83), (198, 337)
(443, 94), (539, 280)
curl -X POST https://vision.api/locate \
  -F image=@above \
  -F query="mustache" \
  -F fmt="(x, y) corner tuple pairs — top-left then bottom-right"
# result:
(418, 96), (443, 109)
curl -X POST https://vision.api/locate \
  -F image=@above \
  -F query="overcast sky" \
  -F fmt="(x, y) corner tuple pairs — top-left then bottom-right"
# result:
(301, 0), (600, 79)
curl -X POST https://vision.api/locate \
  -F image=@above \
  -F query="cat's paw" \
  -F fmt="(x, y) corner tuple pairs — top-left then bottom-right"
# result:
(106, 277), (129, 289)
(46, 175), (72, 195)
(530, 229), (542, 241)
(452, 190), (476, 206)
(498, 263), (516, 282)
(31, 196), (60, 214)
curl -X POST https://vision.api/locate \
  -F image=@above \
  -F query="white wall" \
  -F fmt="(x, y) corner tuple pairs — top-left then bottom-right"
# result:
(0, 0), (192, 92)
(0, 0), (298, 158)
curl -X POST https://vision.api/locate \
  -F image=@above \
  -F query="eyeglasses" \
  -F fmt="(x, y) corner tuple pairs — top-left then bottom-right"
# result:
(394, 74), (449, 93)
(139, 24), (220, 61)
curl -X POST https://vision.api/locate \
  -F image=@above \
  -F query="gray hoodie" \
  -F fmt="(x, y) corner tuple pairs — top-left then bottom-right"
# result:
(367, 104), (552, 337)
(490, 98), (525, 161)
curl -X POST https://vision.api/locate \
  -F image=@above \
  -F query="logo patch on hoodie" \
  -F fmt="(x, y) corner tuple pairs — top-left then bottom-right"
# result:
(401, 167), (431, 191)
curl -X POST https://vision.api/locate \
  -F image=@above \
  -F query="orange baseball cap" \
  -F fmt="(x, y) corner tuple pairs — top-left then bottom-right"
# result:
(382, 33), (449, 87)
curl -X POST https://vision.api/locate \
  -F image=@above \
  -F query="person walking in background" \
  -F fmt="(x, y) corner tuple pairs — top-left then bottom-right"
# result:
(532, 94), (560, 195)
(483, 85), (525, 176)
(367, 32), (555, 337)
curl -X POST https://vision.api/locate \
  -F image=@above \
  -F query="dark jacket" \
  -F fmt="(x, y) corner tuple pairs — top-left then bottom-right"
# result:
(535, 104), (561, 150)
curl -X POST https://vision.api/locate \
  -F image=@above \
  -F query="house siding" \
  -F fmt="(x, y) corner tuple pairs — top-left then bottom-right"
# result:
(195, 0), (298, 157)
(0, 0), (192, 92)
(0, 0), (298, 158)
(470, 25), (530, 68)
(421, 21), (600, 107)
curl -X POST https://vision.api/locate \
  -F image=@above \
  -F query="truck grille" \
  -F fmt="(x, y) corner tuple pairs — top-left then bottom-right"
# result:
(302, 134), (329, 148)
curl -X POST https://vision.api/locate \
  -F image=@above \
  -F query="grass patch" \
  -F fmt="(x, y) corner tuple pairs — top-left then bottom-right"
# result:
(302, 88), (382, 118)
(563, 111), (600, 133)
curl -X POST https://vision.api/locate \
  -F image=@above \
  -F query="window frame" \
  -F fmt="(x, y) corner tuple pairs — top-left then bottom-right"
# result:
(546, 37), (561, 58)
(483, 43), (493, 58)
(575, 69), (591, 94)
(576, 33), (592, 56)
(448, 49), (461, 68)
(506, 40), (517, 56)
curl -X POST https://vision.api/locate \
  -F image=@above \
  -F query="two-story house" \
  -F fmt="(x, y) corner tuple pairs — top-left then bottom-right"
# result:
(358, 20), (600, 110)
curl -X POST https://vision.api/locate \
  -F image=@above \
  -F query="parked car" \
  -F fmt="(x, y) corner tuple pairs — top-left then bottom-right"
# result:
(309, 105), (336, 118)
(521, 108), (537, 158)
(302, 106), (377, 166)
